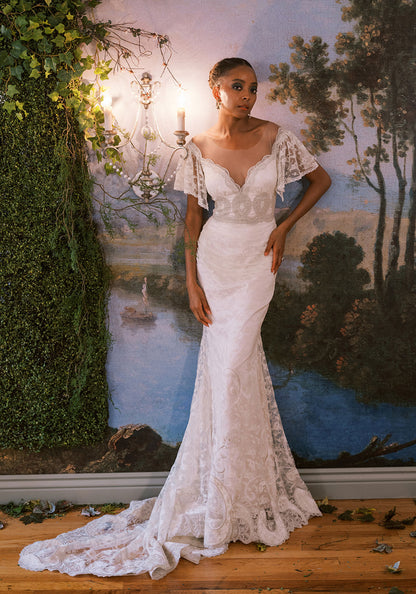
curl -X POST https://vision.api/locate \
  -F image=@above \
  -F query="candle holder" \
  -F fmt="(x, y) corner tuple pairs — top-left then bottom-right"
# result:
(101, 71), (188, 202)
(174, 130), (189, 146)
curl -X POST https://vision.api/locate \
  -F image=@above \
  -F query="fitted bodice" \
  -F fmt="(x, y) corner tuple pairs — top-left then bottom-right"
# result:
(192, 143), (278, 224)
(174, 127), (319, 225)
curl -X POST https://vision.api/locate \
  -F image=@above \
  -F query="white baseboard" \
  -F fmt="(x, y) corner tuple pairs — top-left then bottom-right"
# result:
(0, 467), (415, 504)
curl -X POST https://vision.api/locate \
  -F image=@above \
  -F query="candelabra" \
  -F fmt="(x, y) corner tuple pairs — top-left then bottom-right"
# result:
(102, 72), (189, 201)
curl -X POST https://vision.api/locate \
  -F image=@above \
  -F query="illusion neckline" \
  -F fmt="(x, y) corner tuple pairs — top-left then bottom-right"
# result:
(190, 127), (284, 190)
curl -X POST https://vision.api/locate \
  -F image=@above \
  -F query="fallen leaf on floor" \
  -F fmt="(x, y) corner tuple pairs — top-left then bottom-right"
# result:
(388, 588), (405, 594)
(0, 521), (4, 529)
(386, 561), (402, 574)
(355, 508), (375, 522)
(372, 539), (392, 554)
(81, 506), (101, 517)
(256, 542), (267, 552)
(98, 502), (128, 514)
(382, 507), (415, 529)
(410, 530), (416, 538)
(401, 516), (416, 525)
(55, 500), (73, 513)
(32, 500), (55, 515)
(317, 497), (337, 513)
(338, 509), (354, 521)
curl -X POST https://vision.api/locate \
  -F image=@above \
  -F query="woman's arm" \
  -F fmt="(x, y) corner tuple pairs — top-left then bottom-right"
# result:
(184, 195), (212, 326)
(265, 164), (331, 273)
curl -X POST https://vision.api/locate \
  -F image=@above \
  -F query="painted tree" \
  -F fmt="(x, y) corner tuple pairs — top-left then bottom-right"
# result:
(269, 0), (416, 304)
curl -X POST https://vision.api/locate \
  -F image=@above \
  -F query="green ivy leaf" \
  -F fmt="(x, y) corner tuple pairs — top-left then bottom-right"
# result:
(3, 101), (16, 114)
(45, 0), (52, 5)
(10, 64), (24, 79)
(6, 84), (18, 98)
(30, 55), (40, 68)
(10, 40), (27, 59)
(37, 37), (52, 53)
(15, 16), (28, 28)
(2, 5), (13, 15)
(59, 51), (73, 65)
(104, 162), (114, 175)
(27, 29), (44, 42)
(48, 90), (60, 101)
(44, 56), (57, 72)
(1, 24), (12, 39)
(29, 68), (41, 79)
(55, 23), (65, 34)
(52, 34), (65, 47)
(15, 100), (26, 113)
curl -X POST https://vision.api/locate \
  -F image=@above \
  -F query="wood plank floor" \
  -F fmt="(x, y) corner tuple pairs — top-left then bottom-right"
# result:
(1, 498), (416, 593)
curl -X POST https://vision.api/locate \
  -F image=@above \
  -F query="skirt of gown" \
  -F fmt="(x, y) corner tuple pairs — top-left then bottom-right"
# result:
(18, 217), (321, 580)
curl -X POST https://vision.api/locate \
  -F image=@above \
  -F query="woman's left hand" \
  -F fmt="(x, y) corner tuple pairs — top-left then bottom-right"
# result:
(264, 226), (287, 274)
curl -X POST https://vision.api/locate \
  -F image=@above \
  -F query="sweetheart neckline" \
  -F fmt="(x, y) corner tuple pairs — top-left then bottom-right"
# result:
(189, 127), (284, 190)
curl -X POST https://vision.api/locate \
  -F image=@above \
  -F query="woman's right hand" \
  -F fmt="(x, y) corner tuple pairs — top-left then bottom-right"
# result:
(187, 283), (212, 327)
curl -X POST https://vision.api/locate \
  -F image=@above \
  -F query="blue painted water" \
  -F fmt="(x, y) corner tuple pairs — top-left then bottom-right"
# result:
(107, 287), (416, 464)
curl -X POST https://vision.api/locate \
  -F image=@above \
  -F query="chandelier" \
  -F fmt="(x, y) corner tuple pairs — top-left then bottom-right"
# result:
(101, 71), (189, 202)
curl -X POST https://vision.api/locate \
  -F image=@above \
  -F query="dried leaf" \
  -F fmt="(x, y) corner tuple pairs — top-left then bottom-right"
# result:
(81, 506), (100, 517)
(55, 500), (73, 513)
(401, 516), (416, 526)
(32, 500), (55, 515)
(338, 509), (354, 521)
(317, 498), (337, 514)
(355, 507), (376, 515)
(386, 561), (402, 574)
(409, 531), (416, 538)
(372, 540), (392, 554)
(389, 588), (405, 594)
(355, 508), (375, 522)
(384, 507), (397, 522)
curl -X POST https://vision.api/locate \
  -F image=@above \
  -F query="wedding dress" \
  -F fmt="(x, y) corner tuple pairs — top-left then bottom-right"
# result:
(19, 127), (321, 580)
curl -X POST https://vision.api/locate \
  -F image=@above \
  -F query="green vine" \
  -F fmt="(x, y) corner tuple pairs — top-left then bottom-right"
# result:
(0, 0), (172, 154)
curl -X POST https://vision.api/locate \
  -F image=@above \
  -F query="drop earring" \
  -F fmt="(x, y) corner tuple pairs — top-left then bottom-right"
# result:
(216, 98), (222, 109)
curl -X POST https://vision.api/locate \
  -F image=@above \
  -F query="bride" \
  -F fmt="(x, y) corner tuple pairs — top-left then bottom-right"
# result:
(19, 57), (331, 580)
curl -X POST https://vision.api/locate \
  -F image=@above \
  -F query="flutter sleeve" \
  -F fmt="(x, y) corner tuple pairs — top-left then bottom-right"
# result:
(174, 142), (208, 210)
(273, 129), (319, 200)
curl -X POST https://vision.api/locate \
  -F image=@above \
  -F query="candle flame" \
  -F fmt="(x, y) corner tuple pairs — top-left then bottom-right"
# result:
(177, 87), (186, 110)
(102, 89), (112, 108)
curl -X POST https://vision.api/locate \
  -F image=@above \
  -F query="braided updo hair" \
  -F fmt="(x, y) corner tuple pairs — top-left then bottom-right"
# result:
(208, 57), (254, 89)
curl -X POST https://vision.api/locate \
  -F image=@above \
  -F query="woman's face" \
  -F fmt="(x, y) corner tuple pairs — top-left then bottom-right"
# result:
(214, 65), (257, 118)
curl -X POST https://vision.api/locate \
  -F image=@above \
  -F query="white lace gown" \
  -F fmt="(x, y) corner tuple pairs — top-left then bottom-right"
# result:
(19, 127), (321, 580)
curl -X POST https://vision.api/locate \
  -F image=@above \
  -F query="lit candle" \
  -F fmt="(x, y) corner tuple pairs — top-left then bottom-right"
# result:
(177, 87), (186, 131)
(102, 90), (113, 132)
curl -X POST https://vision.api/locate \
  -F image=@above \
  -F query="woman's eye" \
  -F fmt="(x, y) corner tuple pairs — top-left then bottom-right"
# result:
(250, 87), (257, 95)
(232, 84), (242, 91)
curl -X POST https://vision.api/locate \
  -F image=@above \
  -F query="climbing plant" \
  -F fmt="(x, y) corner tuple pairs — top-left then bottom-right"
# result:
(0, 0), (175, 449)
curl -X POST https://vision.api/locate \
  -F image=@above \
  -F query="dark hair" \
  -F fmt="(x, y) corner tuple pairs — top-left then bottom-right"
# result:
(208, 57), (254, 89)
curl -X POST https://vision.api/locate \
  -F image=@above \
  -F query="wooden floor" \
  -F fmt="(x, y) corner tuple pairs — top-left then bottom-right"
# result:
(1, 498), (416, 593)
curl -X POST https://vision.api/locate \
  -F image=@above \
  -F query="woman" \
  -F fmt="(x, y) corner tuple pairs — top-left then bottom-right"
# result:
(19, 58), (331, 580)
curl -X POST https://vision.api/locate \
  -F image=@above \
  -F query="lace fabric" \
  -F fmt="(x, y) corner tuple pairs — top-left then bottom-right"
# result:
(174, 127), (318, 218)
(19, 127), (321, 581)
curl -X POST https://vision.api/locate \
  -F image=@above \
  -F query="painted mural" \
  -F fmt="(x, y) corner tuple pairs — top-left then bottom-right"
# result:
(3, 0), (415, 474)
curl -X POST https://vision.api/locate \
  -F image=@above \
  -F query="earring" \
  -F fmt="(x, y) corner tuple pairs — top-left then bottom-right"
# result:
(216, 98), (222, 109)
